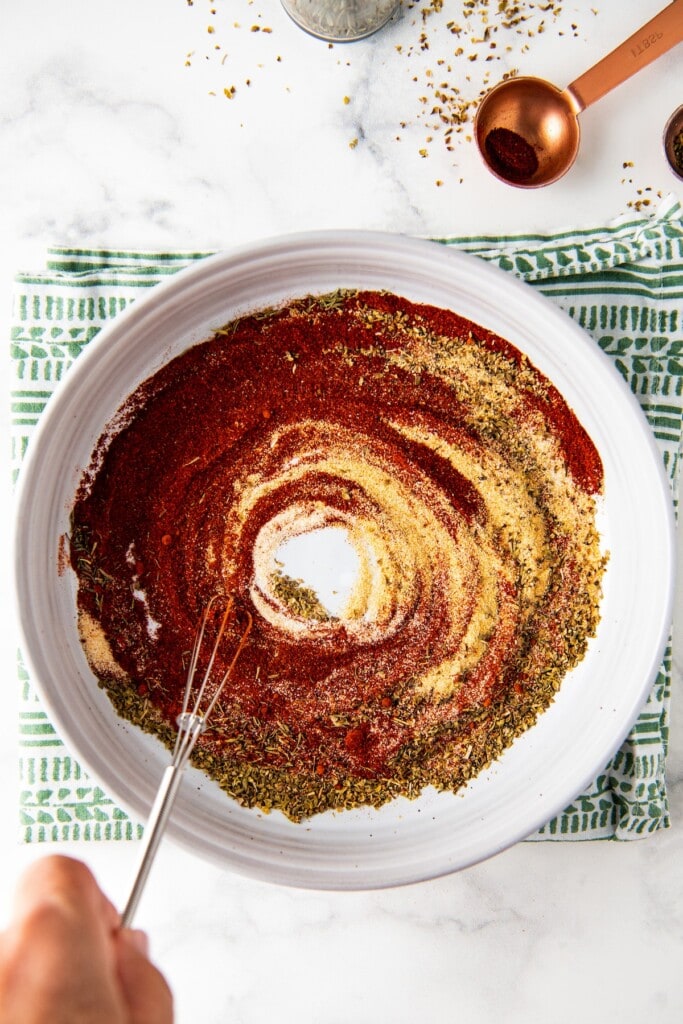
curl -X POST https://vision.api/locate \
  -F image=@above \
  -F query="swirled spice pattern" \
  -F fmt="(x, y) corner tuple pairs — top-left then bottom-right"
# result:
(71, 290), (606, 821)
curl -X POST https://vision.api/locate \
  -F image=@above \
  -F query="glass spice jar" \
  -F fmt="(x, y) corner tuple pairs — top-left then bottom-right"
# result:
(281, 0), (401, 42)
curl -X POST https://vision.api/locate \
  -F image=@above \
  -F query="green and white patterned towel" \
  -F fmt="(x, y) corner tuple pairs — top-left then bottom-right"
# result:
(11, 195), (682, 844)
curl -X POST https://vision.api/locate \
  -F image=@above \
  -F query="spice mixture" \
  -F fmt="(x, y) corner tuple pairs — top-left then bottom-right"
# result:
(667, 124), (683, 180)
(70, 290), (605, 821)
(484, 126), (539, 182)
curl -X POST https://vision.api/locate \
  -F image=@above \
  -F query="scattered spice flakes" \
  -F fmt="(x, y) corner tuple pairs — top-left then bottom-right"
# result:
(394, 0), (567, 164)
(184, 0), (582, 174)
(627, 186), (661, 214)
(184, 0), (282, 99)
(619, 166), (663, 213)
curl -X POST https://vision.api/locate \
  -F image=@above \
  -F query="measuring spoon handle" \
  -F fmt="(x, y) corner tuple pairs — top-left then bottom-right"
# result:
(566, 0), (683, 113)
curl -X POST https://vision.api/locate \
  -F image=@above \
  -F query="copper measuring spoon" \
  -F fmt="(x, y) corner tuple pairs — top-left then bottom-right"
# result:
(475, 0), (683, 187)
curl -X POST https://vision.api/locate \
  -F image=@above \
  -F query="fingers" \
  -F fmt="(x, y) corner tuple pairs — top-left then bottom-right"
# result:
(13, 854), (119, 937)
(11, 855), (118, 977)
(123, 928), (150, 957)
(0, 857), (124, 1023)
(0, 856), (174, 1024)
(116, 928), (174, 1024)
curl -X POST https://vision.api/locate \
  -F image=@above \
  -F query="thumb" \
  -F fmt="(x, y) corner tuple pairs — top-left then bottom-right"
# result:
(116, 929), (174, 1024)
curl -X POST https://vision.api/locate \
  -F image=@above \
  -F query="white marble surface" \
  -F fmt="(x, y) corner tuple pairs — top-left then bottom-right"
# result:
(1, 1), (682, 1021)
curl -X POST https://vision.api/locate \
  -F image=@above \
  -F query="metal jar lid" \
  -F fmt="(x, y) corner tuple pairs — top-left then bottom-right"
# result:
(281, 0), (401, 42)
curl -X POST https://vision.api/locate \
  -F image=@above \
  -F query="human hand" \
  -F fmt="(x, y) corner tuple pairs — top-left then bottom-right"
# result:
(0, 855), (173, 1024)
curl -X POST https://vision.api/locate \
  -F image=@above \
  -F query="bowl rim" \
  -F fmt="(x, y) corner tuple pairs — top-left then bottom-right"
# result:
(12, 228), (676, 889)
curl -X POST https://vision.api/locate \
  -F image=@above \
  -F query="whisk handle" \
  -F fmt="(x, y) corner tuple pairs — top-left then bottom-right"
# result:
(120, 764), (185, 928)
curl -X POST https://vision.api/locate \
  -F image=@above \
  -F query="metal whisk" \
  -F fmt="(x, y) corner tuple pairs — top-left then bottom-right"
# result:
(121, 595), (252, 927)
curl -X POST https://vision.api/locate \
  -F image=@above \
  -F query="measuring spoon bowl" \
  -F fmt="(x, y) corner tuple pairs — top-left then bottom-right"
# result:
(475, 0), (683, 187)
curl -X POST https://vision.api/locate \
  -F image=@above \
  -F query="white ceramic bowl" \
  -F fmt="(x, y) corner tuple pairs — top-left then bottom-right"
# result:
(14, 231), (675, 890)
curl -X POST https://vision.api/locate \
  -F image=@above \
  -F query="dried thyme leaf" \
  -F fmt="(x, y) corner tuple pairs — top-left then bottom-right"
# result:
(270, 570), (331, 621)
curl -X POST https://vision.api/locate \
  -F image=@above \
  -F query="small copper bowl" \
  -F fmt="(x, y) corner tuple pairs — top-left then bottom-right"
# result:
(664, 105), (683, 181)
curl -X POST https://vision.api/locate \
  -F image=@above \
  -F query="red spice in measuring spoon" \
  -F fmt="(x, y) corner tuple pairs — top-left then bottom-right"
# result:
(485, 127), (539, 182)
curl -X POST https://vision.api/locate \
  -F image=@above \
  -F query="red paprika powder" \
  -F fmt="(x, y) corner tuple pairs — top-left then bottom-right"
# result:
(485, 126), (539, 182)
(71, 290), (604, 820)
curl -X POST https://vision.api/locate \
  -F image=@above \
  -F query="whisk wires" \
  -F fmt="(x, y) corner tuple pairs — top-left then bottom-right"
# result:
(173, 595), (253, 768)
(121, 594), (252, 928)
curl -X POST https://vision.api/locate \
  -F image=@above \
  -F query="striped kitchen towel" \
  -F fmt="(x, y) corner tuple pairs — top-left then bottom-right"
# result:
(10, 195), (682, 842)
